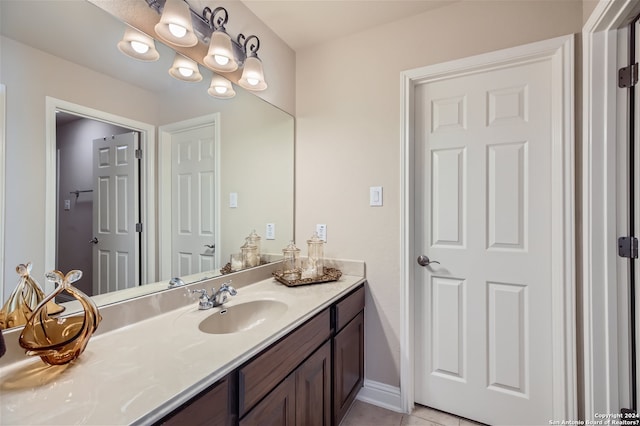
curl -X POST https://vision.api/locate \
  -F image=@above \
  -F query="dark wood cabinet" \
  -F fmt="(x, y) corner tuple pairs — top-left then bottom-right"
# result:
(239, 375), (296, 426)
(332, 285), (365, 425)
(295, 341), (331, 426)
(159, 373), (236, 426)
(239, 309), (331, 417)
(333, 311), (364, 425)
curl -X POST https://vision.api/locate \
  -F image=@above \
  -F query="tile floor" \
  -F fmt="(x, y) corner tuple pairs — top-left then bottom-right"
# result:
(341, 400), (485, 426)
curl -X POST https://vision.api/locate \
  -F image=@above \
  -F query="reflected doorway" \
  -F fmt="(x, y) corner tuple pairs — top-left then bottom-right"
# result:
(55, 111), (141, 299)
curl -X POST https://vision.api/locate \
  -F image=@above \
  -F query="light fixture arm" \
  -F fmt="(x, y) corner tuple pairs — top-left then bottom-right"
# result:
(240, 34), (261, 58)
(203, 6), (228, 31)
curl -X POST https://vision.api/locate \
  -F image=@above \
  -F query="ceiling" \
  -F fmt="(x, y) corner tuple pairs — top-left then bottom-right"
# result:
(239, 0), (458, 51)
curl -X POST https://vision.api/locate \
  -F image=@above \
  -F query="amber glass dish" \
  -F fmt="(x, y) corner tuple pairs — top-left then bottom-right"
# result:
(19, 270), (102, 365)
(0, 262), (64, 330)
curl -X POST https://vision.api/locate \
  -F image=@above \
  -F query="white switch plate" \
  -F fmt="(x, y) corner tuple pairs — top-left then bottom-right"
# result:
(266, 223), (275, 240)
(229, 192), (238, 208)
(370, 186), (383, 206)
(316, 224), (327, 242)
(64, 199), (71, 211)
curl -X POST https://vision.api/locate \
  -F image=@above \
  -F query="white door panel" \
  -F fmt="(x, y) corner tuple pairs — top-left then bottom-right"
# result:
(415, 59), (553, 424)
(171, 124), (217, 277)
(92, 132), (139, 295)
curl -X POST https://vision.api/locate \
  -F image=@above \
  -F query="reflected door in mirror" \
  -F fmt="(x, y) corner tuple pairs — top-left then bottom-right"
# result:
(93, 133), (140, 294)
(171, 123), (219, 276)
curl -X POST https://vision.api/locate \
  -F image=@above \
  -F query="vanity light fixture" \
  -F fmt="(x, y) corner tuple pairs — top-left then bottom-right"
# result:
(203, 7), (238, 73)
(117, 27), (159, 62)
(208, 74), (236, 99)
(168, 53), (202, 82)
(145, 0), (268, 92)
(238, 36), (267, 91)
(154, 0), (198, 47)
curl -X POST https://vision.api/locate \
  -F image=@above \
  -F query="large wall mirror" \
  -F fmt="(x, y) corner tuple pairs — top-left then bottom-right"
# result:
(0, 0), (294, 324)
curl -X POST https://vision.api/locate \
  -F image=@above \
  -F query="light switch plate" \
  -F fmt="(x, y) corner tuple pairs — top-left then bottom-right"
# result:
(266, 223), (275, 240)
(370, 186), (383, 206)
(64, 199), (71, 211)
(229, 192), (238, 208)
(316, 224), (327, 242)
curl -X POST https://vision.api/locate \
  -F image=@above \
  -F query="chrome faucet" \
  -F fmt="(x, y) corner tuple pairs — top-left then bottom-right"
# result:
(189, 281), (237, 310)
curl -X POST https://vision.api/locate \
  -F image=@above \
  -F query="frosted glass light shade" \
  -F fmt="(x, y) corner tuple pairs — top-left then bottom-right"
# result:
(238, 56), (267, 91)
(203, 30), (238, 72)
(117, 27), (159, 62)
(169, 54), (202, 82)
(208, 75), (235, 99)
(154, 0), (197, 47)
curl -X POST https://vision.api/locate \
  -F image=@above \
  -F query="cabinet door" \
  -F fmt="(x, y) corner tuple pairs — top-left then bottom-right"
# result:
(160, 374), (235, 426)
(333, 311), (364, 425)
(240, 374), (295, 426)
(295, 340), (331, 426)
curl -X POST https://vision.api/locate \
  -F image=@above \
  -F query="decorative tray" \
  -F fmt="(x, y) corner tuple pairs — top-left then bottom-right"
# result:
(272, 267), (342, 287)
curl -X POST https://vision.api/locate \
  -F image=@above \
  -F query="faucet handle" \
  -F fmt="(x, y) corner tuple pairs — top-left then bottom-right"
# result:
(189, 288), (213, 310)
(189, 288), (208, 297)
(220, 280), (237, 295)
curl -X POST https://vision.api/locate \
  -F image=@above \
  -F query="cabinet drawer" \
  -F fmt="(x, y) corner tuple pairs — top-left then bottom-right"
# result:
(335, 285), (365, 332)
(239, 308), (331, 417)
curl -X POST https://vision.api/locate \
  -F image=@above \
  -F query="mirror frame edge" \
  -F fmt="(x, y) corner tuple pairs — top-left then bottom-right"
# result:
(43, 96), (157, 293)
(0, 84), (5, 303)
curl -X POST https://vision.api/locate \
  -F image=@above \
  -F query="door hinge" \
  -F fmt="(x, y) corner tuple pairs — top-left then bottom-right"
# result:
(618, 236), (638, 258)
(135, 149), (142, 159)
(619, 63), (639, 88)
(136, 223), (143, 233)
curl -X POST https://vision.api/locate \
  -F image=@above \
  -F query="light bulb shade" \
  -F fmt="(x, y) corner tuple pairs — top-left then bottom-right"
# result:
(238, 56), (267, 91)
(203, 30), (238, 72)
(154, 0), (197, 47)
(169, 54), (202, 82)
(117, 27), (159, 61)
(208, 75), (236, 99)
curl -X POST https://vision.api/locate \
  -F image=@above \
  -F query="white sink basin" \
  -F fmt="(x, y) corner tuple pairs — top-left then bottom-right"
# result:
(198, 300), (288, 334)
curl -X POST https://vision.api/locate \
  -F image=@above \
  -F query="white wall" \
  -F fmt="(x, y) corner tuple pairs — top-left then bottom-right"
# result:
(295, 0), (583, 390)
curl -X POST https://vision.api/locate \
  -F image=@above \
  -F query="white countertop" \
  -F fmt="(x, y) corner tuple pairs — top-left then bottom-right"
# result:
(0, 273), (365, 425)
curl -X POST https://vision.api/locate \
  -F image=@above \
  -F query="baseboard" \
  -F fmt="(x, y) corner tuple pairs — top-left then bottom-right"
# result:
(356, 379), (404, 413)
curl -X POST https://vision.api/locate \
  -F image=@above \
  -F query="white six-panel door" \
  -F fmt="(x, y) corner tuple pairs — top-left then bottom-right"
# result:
(414, 58), (556, 424)
(171, 124), (217, 277)
(92, 132), (139, 295)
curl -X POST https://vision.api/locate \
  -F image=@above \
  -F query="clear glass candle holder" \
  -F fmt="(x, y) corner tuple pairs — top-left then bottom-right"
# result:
(282, 241), (301, 280)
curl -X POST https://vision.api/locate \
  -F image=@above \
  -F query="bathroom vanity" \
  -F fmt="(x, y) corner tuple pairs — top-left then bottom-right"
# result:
(0, 261), (365, 425)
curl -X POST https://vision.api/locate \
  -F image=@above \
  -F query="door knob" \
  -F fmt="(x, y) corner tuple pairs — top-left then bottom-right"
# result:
(204, 244), (215, 250)
(89, 237), (99, 245)
(417, 255), (440, 267)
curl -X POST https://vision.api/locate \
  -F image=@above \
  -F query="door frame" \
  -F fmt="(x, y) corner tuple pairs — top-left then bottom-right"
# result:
(399, 35), (576, 419)
(44, 97), (156, 293)
(158, 113), (221, 280)
(582, 0), (640, 418)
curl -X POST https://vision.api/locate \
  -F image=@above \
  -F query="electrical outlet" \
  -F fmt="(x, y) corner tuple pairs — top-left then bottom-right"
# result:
(266, 223), (275, 240)
(316, 224), (327, 242)
(64, 199), (71, 211)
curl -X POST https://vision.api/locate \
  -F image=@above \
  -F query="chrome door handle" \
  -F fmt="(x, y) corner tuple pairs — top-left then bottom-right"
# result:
(417, 255), (440, 267)
(89, 237), (99, 245)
